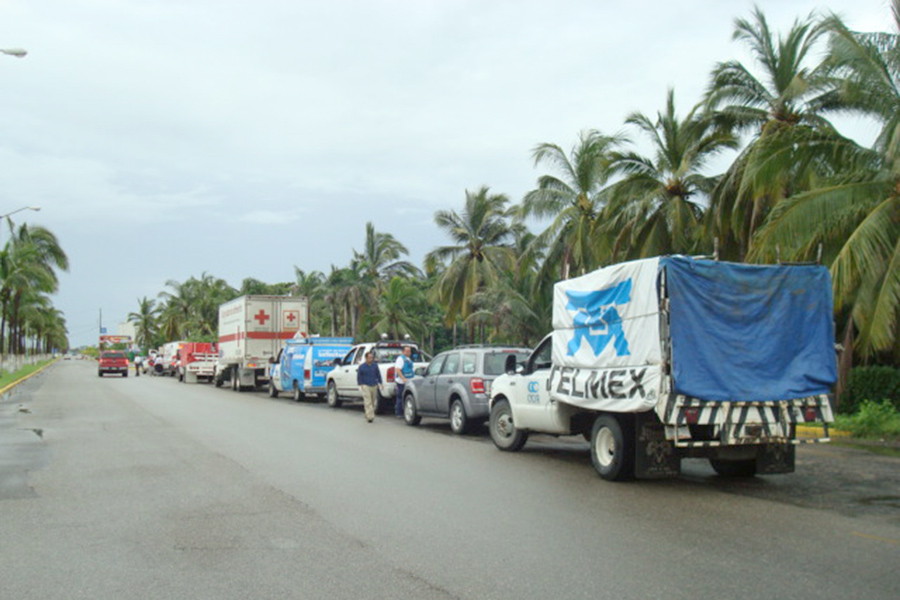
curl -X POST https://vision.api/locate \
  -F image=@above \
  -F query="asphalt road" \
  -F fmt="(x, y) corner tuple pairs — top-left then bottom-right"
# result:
(2, 360), (898, 600)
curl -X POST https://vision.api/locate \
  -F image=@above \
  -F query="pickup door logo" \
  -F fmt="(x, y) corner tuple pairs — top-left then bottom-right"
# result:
(527, 380), (541, 403)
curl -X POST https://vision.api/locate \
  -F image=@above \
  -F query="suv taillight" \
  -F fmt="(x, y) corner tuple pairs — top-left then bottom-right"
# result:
(470, 378), (485, 394)
(386, 367), (395, 383)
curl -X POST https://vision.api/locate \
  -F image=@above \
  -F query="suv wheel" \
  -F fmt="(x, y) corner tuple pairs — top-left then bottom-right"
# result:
(404, 394), (421, 426)
(449, 398), (468, 434)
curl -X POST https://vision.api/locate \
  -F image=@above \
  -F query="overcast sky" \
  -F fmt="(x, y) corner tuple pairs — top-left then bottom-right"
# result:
(0, 0), (890, 347)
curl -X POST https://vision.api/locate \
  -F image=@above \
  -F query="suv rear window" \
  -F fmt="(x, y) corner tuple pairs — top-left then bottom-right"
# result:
(483, 351), (529, 375)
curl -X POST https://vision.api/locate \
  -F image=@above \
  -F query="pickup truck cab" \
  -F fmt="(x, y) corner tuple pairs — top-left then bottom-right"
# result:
(98, 351), (129, 377)
(325, 340), (429, 414)
(269, 337), (354, 401)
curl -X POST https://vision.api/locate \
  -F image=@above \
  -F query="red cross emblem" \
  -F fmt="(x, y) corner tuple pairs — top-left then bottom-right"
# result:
(284, 310), (300, 330)
(254, 309), (270, 326)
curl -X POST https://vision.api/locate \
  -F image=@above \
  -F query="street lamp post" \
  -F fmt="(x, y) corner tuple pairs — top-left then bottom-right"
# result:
(1, 48), (27, 58)
(1, 206), (41, 221)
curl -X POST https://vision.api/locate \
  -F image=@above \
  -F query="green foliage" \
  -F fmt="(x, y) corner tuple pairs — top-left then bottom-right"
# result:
(842, 365), (900, 414)
(124, 4), (900, 369)
(833, 400), (900, 439)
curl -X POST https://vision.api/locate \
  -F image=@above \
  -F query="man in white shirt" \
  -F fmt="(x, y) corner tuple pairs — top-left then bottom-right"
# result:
(393, 345), (414, 417)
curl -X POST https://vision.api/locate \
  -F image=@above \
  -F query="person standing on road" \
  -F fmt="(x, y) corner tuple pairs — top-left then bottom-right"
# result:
(394, 345), (414, 417)
(134, 355), (142, 377)
(357, 351), (382, 423)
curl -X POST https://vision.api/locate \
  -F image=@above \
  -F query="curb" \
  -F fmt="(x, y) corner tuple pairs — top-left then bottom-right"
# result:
(796, 424), (852, 439)
(0, 359), (58, 397)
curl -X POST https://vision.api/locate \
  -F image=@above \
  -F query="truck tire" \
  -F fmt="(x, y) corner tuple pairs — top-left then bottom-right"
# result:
(709, 459), (757, 477)
(403, 393), (421, 426)
(268, 381), (278, 398)
(449, 398), (468, 435)
(292, 382), (302, 402)
(489, 399), (528, 452)
(591, 415), (635, 481)
(232, 367), (242, 392)
(326, 381), (342, 408)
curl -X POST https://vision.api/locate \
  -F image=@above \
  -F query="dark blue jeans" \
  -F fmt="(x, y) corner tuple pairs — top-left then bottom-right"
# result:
(395, 383), (405, 416)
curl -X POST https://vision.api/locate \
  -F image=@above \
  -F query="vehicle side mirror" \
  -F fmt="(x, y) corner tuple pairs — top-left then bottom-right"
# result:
(505, 354), (518, 375)
(334, 358), (341, 366)
(414, 366), (426, 376)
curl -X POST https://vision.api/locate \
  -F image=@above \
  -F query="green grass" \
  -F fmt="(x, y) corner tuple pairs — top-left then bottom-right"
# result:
(833, 400), (900, 440)
(0, 359), (55, 390)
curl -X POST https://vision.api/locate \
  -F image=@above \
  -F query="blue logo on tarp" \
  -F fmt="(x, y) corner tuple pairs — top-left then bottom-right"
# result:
(566, 279), (632, 357)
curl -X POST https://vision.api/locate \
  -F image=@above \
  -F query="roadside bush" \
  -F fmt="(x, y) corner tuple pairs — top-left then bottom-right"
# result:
(841, 366), (900, 414)
(833, 400), (900, 439)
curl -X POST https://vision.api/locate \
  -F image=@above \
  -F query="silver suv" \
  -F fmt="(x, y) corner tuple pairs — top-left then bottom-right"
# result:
(402, 345), (530, 434)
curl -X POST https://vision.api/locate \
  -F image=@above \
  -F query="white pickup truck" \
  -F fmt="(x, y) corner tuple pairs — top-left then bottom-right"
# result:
(489, 256), (837, 481)
(325, 340), (429, 414)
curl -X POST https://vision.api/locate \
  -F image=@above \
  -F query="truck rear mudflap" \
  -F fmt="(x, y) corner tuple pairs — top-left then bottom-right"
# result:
(656, 394), (835, 447)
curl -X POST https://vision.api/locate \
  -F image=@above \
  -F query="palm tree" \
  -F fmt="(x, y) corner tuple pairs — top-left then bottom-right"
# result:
(323, 265), (367, 338)
(367, 277), (426, 341)
(704, 6), (832, 259)
(604, 89), (738, 260)
(749, 2), (900, 359)
(521, 130), (623, 280)
(191, 273), (237, 338)
(426, 186), (515, 338)
(353, 222), (420, 288)
(0, 223), (68, 355)
(19, 292), (52, 354)
(39, 308), (68, 354)
(128, 297), (160, 349)
(158, 279), (193, 341)
(293, 267), (327, 333)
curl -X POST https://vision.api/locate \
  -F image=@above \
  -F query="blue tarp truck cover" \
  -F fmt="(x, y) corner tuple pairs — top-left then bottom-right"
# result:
(662, 256), (837, 402)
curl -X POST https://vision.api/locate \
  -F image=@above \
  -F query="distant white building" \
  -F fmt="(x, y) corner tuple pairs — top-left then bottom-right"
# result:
(117, 321), (138, 350)
(117, 321), (136, 339)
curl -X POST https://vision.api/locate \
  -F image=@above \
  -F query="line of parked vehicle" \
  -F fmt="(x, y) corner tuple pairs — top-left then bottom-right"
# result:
(122, 253), (842, 483)
(145, 323), (531, 436)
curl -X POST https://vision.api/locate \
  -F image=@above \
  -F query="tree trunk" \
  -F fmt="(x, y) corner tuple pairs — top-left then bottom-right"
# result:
(835, 318), (855, 413)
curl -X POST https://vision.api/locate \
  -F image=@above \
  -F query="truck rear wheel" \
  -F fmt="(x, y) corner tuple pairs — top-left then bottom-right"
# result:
(709, 459), (757, 477)
(326, 381), (342, 408)
(591, 415), (635, 481)
(489, 399), (528, 451)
